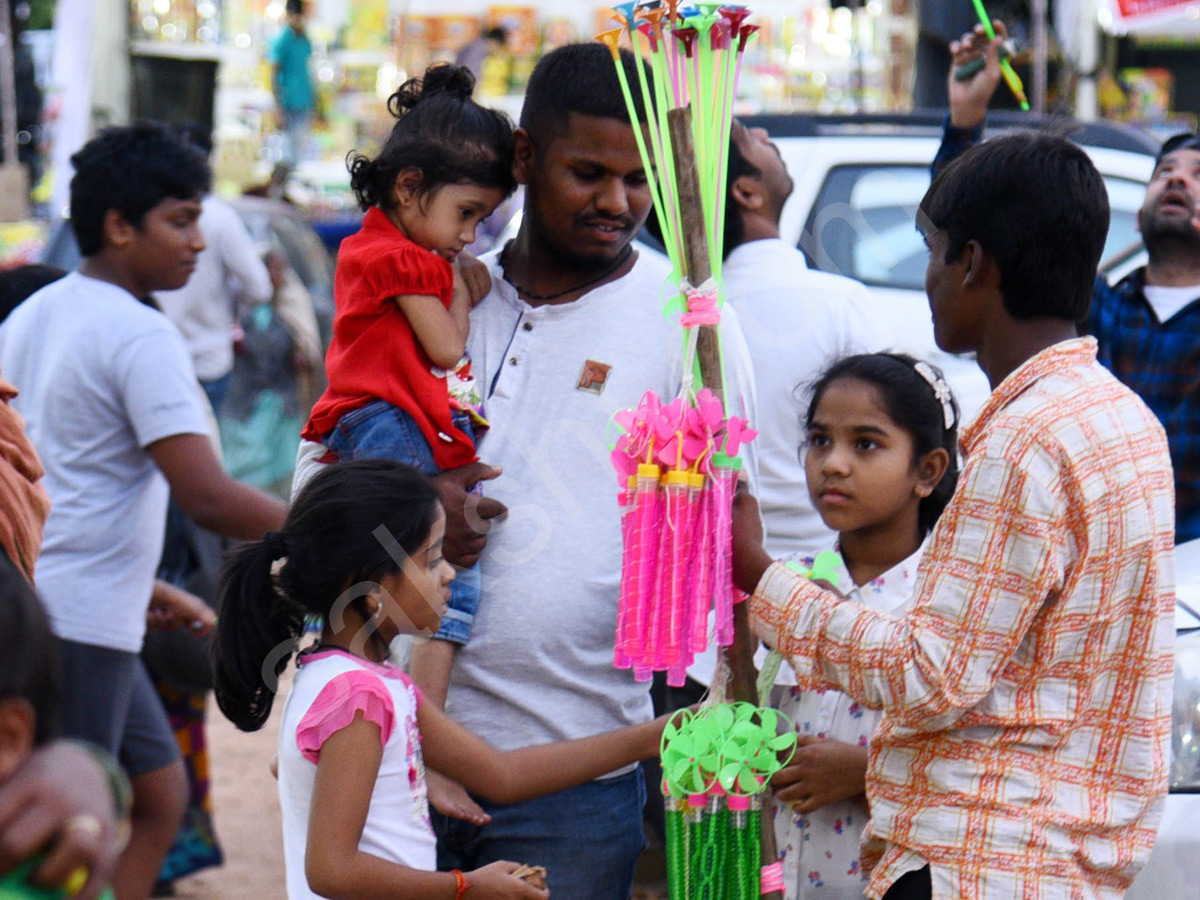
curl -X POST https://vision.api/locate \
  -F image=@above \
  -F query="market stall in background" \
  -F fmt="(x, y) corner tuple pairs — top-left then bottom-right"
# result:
(1, 0), (1197, 265)
(121, 0), (924, 213)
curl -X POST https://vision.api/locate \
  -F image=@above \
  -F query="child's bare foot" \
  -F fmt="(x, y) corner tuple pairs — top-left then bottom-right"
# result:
(426, 769), (490, 824)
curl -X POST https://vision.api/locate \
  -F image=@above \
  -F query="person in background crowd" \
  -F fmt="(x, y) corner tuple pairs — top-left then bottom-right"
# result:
(722, 119), (881, 560)
(0, 122), (287, 900)
(934, 19), (1200, 544)
(455, 26), (508, 82)
(218, 249), (317, 495)
(156, 122), (272, 416)
(270, 0), (316, 168)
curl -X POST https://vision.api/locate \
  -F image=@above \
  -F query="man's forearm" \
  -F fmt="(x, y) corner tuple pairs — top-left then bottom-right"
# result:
(931, 116), (984, 179)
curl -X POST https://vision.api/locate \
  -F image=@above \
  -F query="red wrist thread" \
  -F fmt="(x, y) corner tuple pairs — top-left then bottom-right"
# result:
(452, 869), (471, 900)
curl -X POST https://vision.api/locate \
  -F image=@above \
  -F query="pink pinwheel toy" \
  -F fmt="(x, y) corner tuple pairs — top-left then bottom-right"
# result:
(610, 387), (756, 684)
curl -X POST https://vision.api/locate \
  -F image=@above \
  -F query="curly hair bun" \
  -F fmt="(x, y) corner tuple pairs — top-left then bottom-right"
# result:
(388, 64), (475, 118)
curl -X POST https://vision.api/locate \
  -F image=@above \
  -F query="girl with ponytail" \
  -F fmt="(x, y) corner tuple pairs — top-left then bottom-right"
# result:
(299, 63), (514, 734)
(214, 459), (670, 900)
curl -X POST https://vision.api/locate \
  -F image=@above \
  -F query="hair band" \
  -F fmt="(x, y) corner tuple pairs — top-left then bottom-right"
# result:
(912, 360), (957, 430)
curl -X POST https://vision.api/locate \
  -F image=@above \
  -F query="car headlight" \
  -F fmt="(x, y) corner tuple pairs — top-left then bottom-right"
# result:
(1170, 624), (1200, 792)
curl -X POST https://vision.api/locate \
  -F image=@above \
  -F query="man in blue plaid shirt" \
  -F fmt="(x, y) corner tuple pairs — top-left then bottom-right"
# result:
(933, 22), (1200, 543)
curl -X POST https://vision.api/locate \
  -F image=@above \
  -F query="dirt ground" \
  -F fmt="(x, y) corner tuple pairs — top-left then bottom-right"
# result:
(174, 692), (286, 900)
(170, 682), (667, 900)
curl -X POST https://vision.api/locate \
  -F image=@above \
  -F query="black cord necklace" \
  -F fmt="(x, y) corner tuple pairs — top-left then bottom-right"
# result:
(498, 239), (633, 301)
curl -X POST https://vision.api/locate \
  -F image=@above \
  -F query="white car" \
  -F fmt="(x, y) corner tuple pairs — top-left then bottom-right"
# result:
(1126, 537), (1200, 899)
(750, 111), (1158, 422)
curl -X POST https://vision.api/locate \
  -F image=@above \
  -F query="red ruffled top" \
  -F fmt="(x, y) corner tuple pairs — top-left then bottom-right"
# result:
(302, 208), (476, 469)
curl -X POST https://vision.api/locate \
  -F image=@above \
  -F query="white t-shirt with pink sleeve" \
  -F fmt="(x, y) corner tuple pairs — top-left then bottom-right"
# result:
(278, 648), (434, 900)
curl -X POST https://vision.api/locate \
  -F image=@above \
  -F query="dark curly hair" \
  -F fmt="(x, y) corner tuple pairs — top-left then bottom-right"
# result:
(348, 64), (515, 213)
(69, 121), (210, 257)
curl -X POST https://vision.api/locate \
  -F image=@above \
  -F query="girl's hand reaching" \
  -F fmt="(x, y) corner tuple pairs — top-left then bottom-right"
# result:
(771, 736), (868, 815)
(453, 252), (493, 307)
(468, 861), (551, 900)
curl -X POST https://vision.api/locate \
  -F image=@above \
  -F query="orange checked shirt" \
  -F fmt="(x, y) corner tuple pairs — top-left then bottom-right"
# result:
(750, 338), (1176, 900)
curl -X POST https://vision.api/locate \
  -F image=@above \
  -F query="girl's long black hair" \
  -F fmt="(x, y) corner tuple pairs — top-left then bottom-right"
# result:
(805, 352), (960, 537)
(348, 63), (515, 212)
(213, 459), (440, 732)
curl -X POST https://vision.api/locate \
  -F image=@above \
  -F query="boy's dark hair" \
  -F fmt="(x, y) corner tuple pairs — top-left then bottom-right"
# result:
(0, 555), (60, 746)
(213, 460), (441, 732)
(0, 263), (66, 324)
(69, 121), (210, 257)
(174, 120), (214, 157)
(519, 43), (651, 148)
(349, 64), (515, 213)
(484, 27), (507, 43)
(722, 133), (761, 259)
(919, 132), (1108, 322)
(806, 352), (960, 537)
(285, 0), (303, 15)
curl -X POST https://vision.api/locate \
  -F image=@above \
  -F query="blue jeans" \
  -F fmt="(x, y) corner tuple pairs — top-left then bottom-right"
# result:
(433, 769), (647, 900)
(325, 400), (478, 644)
(200, 373), (232, 417)
(280, 109), (311, 166)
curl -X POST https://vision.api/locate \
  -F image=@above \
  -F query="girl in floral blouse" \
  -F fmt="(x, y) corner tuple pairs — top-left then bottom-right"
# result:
(773, 353), (959, 899)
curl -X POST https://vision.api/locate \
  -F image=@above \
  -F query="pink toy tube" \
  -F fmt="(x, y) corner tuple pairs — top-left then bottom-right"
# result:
(624, 463), (662, 661)
(613, 476), (638, 669)
(687, 475), (715, 652)
(710, 459), (739, 646)
(662, 471), (692, 668)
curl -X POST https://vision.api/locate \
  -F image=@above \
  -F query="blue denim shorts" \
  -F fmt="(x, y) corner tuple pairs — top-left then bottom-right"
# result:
(326, 399), (478, 645)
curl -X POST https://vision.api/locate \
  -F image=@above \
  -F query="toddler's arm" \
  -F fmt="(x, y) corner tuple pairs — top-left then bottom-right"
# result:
(394, 294), (468, 370)
(396, 253), (491, 370)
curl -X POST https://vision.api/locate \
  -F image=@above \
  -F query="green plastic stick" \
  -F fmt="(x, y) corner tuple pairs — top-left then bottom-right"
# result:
(665, 797), (688, 900)
(633, 24), (685, 276)
(968, 0), (1030, 110)
(617, 55), (671, 251)
(650, 39), (686, 268)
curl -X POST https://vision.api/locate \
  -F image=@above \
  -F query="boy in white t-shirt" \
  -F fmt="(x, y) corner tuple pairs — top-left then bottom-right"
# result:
(0, 122), (288, 900)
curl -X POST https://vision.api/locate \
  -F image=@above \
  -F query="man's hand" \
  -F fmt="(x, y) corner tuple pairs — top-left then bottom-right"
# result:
(146, 580), (217, 635)
(948, 20), (1009, 129)
(435, 462), (507, 568)
(731, 480), (771, 595)
(454, 252), (493, 307)
(0, 742), (124, 900)
(771, 736), (869, 814)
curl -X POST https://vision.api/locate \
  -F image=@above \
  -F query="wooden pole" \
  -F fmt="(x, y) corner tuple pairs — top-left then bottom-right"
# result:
(0, 0), (27, 222)
(667, 102), (783, 900)
(0, 0), (17, 169)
